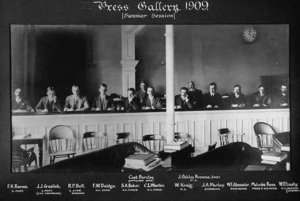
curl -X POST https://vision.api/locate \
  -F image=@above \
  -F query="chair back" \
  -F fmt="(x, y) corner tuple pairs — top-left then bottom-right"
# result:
(253, 122), (276, 151)
(142, 134), (166, 153)
(12, 155), (28, 172)
(49, 125), (76, 154)
(254, 122), (276, 135)
(231, 133), (245, 143)
(174, 132), (195, 147)
(82, 132), (108, 152)
(218, 128), (230, 146)
(116, 132), (131, 144)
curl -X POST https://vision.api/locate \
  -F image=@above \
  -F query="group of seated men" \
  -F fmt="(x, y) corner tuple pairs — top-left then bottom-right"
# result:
(12, 81), (289, 113)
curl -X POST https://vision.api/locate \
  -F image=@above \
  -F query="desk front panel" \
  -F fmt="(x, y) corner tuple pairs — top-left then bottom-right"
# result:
(12, 109), (290, 155)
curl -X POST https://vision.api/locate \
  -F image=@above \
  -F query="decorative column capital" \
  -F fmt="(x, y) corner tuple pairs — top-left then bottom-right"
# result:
(120, 60), (139, 96)
(120, 60), (139, 71)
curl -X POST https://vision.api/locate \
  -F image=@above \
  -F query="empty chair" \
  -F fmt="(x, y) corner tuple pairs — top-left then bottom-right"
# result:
(116, 132), (141, 144)
(116, 132), (131, 144)
(82, 132), (108, 152)
(11, 144), (37, 172)
(254, 122), (276, 152)
(12, 157), (27, 173)
(142, 134), (166, 153)
(218, 128), (230, 146)
(48, 125), (76, 164)
(12, 148), (30, 172)
(174, 132), (195, 147)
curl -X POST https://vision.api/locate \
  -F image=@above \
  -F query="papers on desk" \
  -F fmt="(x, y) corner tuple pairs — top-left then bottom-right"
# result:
(163, 149), (177, 153)
(281, 144), (290, 152)
(125, 153), (156, 166)
(261, 160), (278, 165)
(13, 134), (44, 140)
(164, 141), (189, 151)
(261, 151), (287, 162)
(123, 157), (162, 171)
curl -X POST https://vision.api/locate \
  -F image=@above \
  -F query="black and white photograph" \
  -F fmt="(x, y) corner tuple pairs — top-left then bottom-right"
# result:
(10, 24), (290, 173)
(1, 0), (300, 200)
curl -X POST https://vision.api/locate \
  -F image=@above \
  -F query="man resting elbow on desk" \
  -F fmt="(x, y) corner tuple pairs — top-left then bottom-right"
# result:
(35, 86), (62, 112)
(175, 87), (193, 110)
(64, 85), (89, 112)
(122, 88), (141, 111)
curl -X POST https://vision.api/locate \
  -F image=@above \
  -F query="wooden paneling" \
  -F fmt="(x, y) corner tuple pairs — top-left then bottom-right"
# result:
(12, 109), (290, 157)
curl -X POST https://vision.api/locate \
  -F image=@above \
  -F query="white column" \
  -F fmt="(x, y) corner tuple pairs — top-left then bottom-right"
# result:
(121, 26), (142, 96)
(120, 60), (138, 97)
(165, 25), (175, 143)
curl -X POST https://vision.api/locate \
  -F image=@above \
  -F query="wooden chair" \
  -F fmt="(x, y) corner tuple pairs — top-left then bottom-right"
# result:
(218, 128), (245, 146)
(174, 132), (195, 147)
(116, 132), (131, 144)
(12, 145), (37, 172)
(142, 134), (166, 153)
(12, 151), (29, 172)
(48, 125), (76, 164)
(218, 128), (230, 146)
(82, 132), (108, 152)
(254, 122), (276, 152)
(116, 132), (142, 144)
(231, 133), (245, 143)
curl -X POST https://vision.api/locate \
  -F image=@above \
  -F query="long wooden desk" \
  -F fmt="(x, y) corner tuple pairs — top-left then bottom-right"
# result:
(12, 108), (289, 165)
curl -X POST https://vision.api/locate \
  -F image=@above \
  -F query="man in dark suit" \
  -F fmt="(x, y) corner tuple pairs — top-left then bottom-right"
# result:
(273, 84), (289, 107)
(12, 88), (33, 113)
(141, 86), (162, 110)
(135, 81), (147, 103)
(122, 88), (140, 111)
(35, 86), (62, 112)
(187, 81), (203, 109)
(175, 87), (193, 110)
(252, 84), (271, 108)
(229, 84), (246, 108)
(92, 83), (114, 111)
(203, 82), (222, 109)
(64, 85), (89, 111)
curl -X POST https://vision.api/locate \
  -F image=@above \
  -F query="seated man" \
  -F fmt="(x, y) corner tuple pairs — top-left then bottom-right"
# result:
(12, 88), (33, 113)
(92, 83), (114, 111)
(273, 84), (289, 107)
(122, 88), (140, 111)
(187, 81), (203, 109)
(35, 86), (61, 112)
(203, 82), (222, 109)
(142, 86), (162, 110)
(229, 84), (246, 108)
(175, 87), (193, 110)
(252, 84), (271, 108)
(64, 85), (89, 111)
(135, 81), (147, 103)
